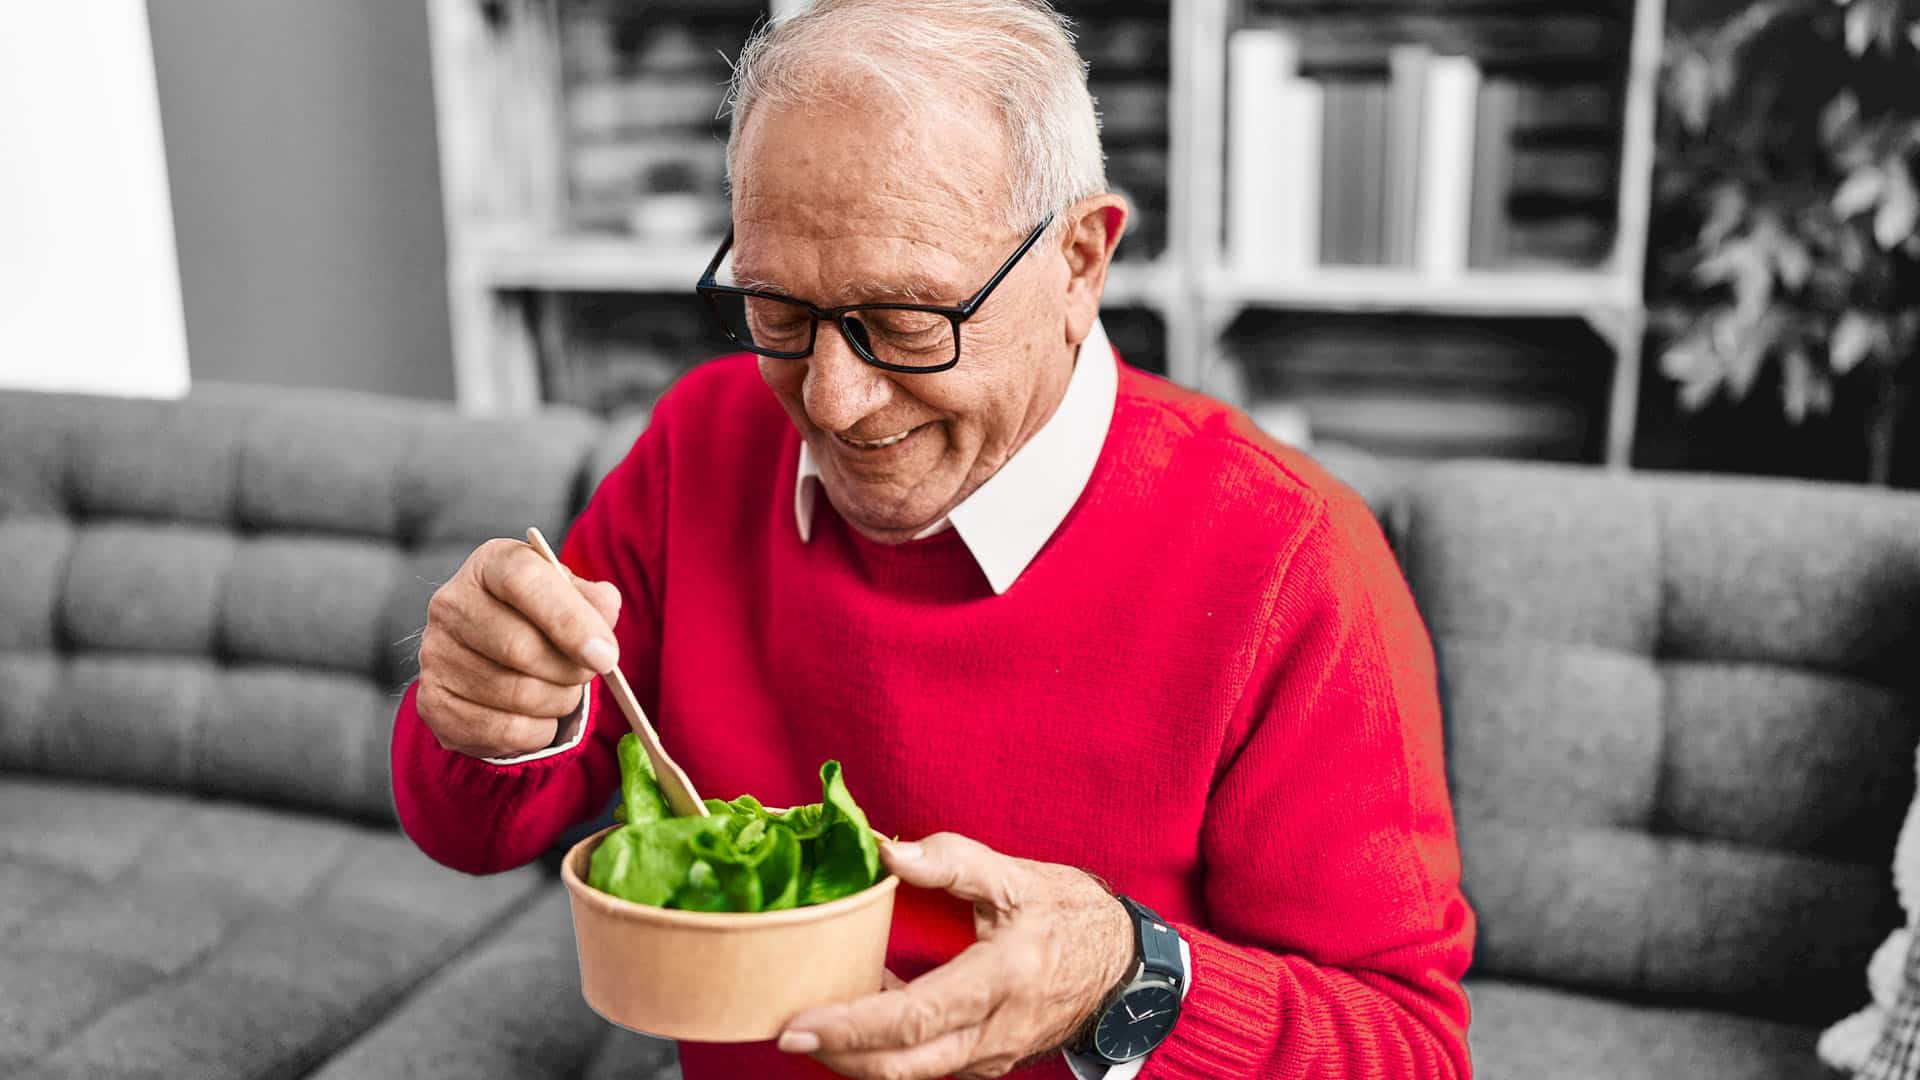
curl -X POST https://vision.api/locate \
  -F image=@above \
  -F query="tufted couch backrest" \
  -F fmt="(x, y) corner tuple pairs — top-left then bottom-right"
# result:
(1399, 461), (1920, 1025)
(0, 387), (612, 824)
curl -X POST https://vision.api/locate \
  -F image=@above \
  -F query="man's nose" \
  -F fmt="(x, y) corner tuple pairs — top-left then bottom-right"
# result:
(802, 320), (890, 432)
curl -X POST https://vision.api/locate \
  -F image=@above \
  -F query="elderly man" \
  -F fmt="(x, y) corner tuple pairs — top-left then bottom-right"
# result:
(393, 1), (1473, 1077)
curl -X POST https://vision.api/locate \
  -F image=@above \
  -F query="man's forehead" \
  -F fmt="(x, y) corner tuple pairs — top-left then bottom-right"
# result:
(726, 94), (1014, 303)
(731, 96), (1007, 224)
(728, 241), (973, 305)
(727, 204), (992, 304)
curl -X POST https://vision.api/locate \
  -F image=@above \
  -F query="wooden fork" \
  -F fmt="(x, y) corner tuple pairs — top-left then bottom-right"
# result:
(525, 527), (708, 818)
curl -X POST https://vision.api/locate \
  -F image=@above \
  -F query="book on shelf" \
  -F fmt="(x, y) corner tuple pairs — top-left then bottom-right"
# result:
(1318, 78), (1389, 267)
(1469, 80), (1518, 270)
(1416, 55), (1480, 277)
(1227, 29), (1322, 275)
(1222, 36), (1622, 280)
(1383, 44), (1429, 269)
(1312, 52), (1481, 273)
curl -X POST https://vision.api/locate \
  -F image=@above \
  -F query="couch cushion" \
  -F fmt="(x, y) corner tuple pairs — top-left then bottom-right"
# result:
(0, 777), (548, 1079)
(1468, 978), (1827, 1080)
(0, 386), (603, 822)
(1403, 463), (1920, 1024)
(313, 888), (679, 1080)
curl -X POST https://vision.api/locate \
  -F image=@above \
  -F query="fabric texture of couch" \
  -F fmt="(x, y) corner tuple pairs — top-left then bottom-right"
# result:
(1, 384), (1915, 1079)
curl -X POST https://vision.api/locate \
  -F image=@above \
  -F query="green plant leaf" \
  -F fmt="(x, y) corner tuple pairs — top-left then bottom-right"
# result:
(798, 761), (882, 906)
(1873, 165), (1918, 249)
(588, 817), (720, 908)
(674, 860), (729, 912)
(1846, 0), (1875, 55)
(1700, 186), (1747, 250)
(615, 733), (672, 827)
(1821, 91), (1861, 146)
(1834, 167), (1885, 219)
(756, 827), (803, 911)
(774, 802), (828, 839)
(1661, 331), (1725, 411)
(682, 830), (765, 911)
(1670, 48), (1716, 134)
(590, 749), (878, 912)
(1831, 310), (1878, 373)
(666, 819), (805, 912)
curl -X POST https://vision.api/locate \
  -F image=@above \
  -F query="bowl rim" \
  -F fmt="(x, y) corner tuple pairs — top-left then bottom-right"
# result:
(561, 824), (901, 929)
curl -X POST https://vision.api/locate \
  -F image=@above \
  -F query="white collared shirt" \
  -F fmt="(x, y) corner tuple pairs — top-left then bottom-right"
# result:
(794, 318), (1118, 594)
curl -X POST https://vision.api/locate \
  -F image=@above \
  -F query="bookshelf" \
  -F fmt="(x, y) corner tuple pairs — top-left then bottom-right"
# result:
(429, 0), (1663, 465)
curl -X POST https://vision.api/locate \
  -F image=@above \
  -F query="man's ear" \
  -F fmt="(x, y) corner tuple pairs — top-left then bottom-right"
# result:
(1060, 193), (1130, 348)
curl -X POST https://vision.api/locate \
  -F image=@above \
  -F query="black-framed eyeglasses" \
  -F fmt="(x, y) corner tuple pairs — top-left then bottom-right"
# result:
(695, 214), (1054, 374)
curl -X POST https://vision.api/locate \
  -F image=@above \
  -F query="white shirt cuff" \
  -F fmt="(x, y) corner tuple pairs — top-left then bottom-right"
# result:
(1062, 937), (1194, 1080)
(481, 681), (592, 766)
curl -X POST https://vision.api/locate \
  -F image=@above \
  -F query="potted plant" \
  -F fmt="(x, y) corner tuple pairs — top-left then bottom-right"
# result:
(1653, 0), (1920, 484)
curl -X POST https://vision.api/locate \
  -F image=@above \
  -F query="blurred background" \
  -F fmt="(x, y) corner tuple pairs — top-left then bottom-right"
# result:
(3, 0), (1917, 488)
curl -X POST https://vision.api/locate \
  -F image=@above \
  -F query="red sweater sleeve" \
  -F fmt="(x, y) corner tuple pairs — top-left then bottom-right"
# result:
(1143, 493), (1475, 1080)
(390, 420), (669, 874)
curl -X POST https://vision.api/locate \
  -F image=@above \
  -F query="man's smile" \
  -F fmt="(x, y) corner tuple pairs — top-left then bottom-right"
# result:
(832, 421), (933, 451)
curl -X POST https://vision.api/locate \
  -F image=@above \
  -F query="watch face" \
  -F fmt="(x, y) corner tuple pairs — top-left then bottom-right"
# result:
(1092, 982), (1180, 1062)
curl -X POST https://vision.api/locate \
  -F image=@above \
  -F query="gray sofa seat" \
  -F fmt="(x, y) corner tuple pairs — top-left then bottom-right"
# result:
(0, 778), (546, 1080)
(1467, 978), (1826, 1080)
(1405, 462), (1920, 1078)
(0, 388), (610, 1078)
(312, 890), (677, 1080)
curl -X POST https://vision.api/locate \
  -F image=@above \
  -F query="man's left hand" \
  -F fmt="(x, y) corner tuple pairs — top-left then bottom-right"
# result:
(777, 832), (1135, 1079)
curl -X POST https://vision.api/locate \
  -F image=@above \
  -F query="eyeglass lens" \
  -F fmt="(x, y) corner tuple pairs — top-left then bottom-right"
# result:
(705, 292), (958, 369)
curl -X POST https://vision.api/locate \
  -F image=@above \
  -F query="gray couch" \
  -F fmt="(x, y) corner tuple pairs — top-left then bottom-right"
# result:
(1, 384), (1913, 1079)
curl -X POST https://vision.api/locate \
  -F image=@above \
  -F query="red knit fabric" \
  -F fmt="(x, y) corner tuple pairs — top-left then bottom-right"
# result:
(392, 353), (1475, 1079)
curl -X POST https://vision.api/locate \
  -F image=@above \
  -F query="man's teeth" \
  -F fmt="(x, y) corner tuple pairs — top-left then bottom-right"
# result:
(836, 426), (916, 449)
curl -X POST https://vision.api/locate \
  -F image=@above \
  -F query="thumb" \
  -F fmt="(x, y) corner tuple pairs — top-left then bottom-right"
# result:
(882, 832), (1019, 912)
(573, 574), (622, 630)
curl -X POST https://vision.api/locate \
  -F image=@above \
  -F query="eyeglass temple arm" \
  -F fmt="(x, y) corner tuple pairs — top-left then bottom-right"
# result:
(960, 213), (1056, 314)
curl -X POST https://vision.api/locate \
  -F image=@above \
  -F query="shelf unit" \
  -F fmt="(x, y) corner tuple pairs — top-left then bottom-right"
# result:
(429, 0), (1663, 465)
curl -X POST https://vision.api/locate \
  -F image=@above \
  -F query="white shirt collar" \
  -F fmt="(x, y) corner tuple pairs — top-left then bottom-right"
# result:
(793, 318), (1118, 594)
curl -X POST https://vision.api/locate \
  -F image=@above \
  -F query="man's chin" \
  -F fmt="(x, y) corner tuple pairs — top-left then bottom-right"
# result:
(825, 483), (955, 544)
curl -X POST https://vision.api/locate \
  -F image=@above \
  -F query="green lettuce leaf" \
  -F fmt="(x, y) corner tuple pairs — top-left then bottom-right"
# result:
(614, 733), (672, 827)
(587, 816), (717, 907)
(798, 760), (882, 905)
(673, 859), (728, 912)
(587, 746), (878, 913)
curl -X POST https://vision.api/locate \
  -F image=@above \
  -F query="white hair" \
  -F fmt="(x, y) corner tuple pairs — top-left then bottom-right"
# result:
(722, 0), (1108, 234)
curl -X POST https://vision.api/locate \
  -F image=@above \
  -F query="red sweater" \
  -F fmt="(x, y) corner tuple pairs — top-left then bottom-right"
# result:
(392, 354), (1475, 1079)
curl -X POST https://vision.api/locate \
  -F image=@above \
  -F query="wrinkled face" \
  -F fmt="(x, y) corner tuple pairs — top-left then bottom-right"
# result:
(729, 95), (1076, 543)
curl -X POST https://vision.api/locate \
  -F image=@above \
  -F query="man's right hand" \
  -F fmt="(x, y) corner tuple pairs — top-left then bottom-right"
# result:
(416, 537), (623, 759)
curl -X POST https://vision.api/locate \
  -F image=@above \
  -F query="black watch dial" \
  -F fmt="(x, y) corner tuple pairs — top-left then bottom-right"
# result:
(1092, 982), (1180, 1062)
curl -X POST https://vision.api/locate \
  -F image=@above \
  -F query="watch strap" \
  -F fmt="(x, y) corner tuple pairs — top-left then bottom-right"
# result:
(1119, 897), (1184, 984)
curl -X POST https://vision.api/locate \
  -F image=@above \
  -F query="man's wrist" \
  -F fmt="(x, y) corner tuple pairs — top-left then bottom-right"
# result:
(1068, 888), (1144, 1052)
(1100, 891), (1137, 988)
(1081, 871), (1139, 994)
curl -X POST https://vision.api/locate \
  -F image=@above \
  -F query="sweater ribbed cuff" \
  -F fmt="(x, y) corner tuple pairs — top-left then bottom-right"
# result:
(393, 678), (602, 872)
(1142, 924), (1279, 1079)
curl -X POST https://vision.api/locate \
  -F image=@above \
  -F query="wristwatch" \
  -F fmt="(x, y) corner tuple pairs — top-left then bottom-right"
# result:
(1072, 896), (1187, 1065)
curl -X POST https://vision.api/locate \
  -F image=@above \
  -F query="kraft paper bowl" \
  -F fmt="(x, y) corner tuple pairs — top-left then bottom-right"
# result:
(560, 824), (901, 1042)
